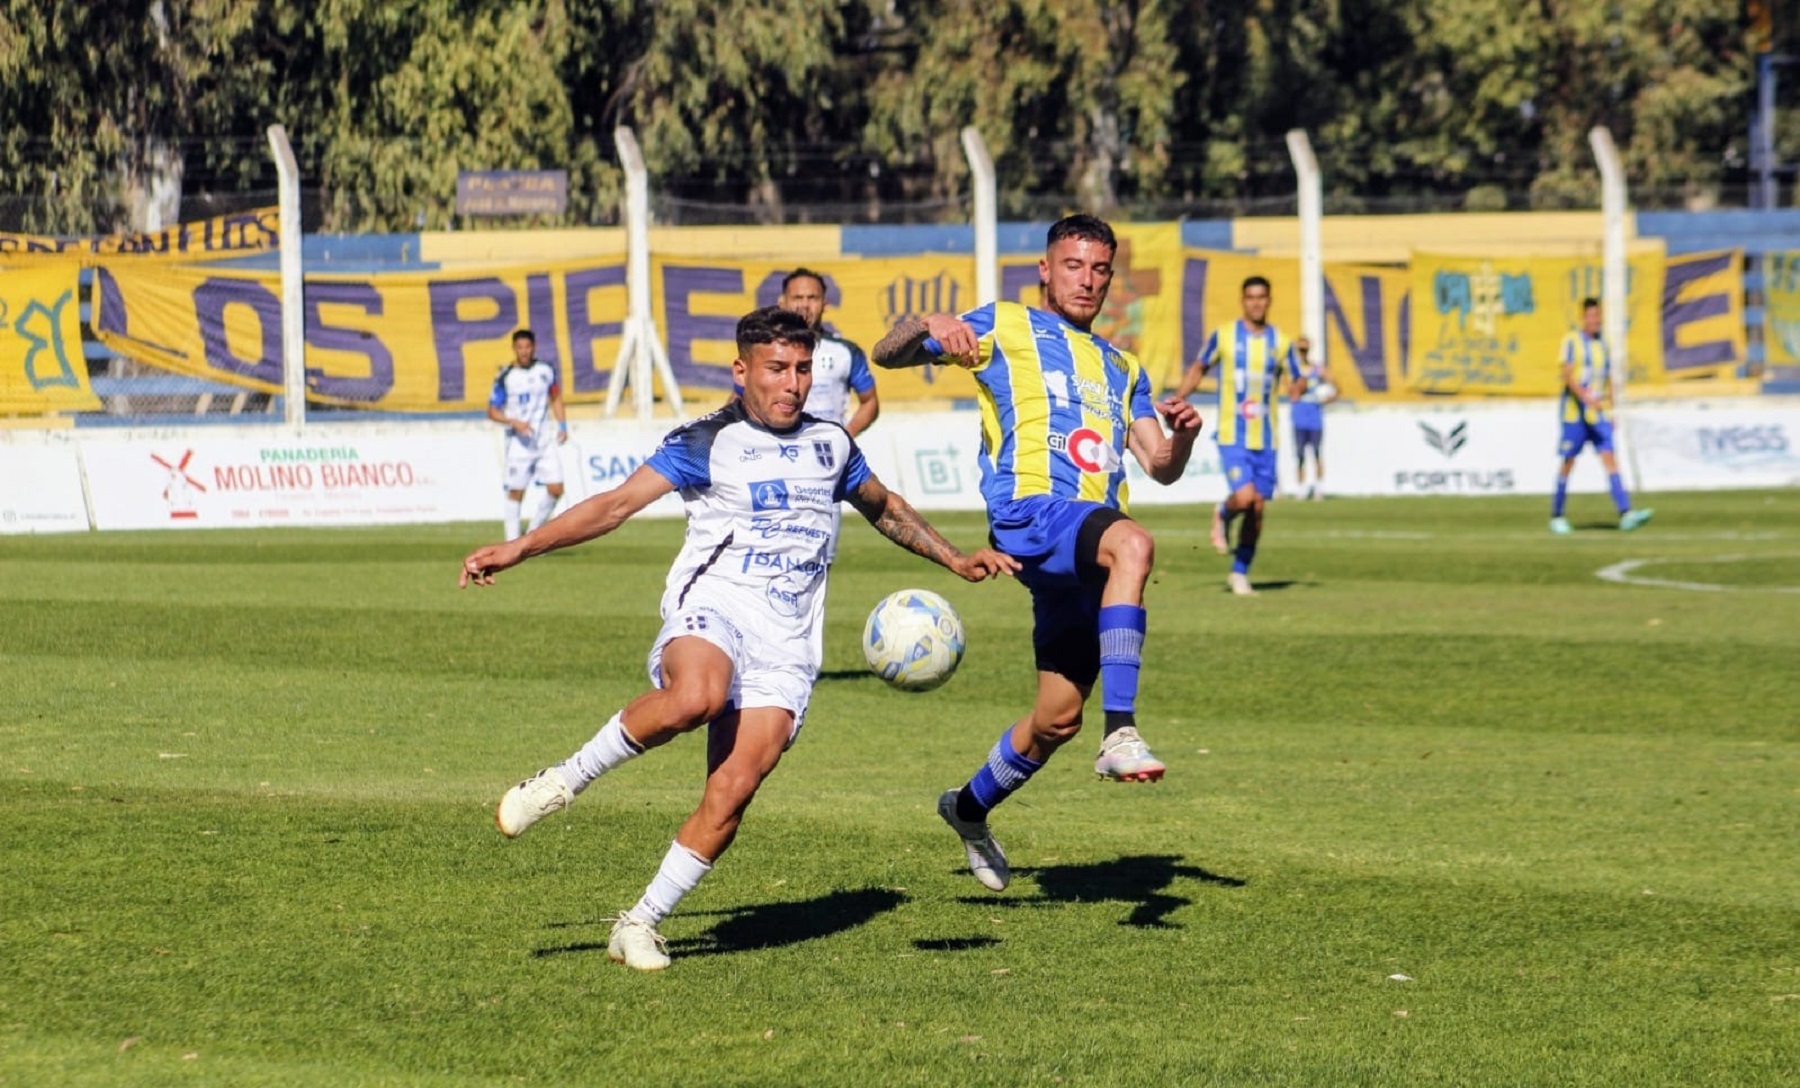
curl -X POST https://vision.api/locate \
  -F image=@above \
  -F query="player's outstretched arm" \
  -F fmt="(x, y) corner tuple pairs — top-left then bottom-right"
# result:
(847, 475), (1018, 582)
(872, 314), (979, 369)
(460, 464), (674, 587)
(1128, 398), (1204, 485)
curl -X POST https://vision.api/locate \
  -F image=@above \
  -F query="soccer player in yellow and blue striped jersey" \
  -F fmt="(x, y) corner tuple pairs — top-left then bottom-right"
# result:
(1551, 298), (1652, 534)
(874, 214), (1202, 893)
(1173, 276), (1304, 596)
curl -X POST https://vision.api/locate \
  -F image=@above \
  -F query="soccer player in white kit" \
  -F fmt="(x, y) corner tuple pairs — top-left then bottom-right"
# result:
(460, 307), (1017, 972)
(486, 329), (567, 541)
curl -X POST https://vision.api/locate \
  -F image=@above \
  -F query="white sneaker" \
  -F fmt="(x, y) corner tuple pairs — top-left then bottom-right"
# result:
(1227, 571), (1257, 596)
(1095, 726), (1166, 782)
(936, 788), (1009, 891)
(495, 767), (574, 838)
(607, 912), (671, 972)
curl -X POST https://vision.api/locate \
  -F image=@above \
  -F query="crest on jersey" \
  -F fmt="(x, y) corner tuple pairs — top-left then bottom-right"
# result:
(750, 480), (790, 511)
(812, 440), (835, 469)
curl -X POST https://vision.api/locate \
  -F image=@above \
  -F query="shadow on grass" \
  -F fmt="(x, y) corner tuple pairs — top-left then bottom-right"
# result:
(957, 854), (1245, 928)
(816, 669), (881, 683)
(1234, 579), (1301, 592)
(533, 887), (908, 960)
(911, 936), (1002, 952)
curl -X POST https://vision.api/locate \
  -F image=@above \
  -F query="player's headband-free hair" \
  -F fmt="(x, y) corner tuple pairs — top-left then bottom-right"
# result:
(1046, 213), (1116, 252)
(1581, 297), (1600, 311)
(736, 305), (818, 356)
(512, 328), (535, 343)
(1242, 276), (1272, 294)
(781, 267), (828, 294)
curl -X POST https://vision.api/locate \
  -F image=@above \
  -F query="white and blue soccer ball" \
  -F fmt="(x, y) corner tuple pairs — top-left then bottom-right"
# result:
(862, 589), (965, 692)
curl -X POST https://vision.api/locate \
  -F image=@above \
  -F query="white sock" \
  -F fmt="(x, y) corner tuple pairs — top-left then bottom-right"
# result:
(528, 491), (559, 531)
(629, 841), (713, 925)
(502, 497), (522, 541)
(556, 712), (643, 793)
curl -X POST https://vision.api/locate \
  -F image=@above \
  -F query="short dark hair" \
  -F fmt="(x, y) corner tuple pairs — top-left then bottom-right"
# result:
(736, 305), (816, 356)
(512, 328), (535, 344)
(782, 267), (827, 294)
(1046, 214), (1116, 252)
(1242, 276), (1271, 294)
(1581, 297), (1600, 311)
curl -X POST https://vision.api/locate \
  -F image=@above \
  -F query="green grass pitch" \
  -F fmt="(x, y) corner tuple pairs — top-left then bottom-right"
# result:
(2, 491), (1796, 1086)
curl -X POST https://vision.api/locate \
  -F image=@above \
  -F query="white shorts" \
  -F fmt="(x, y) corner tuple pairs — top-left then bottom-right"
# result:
(647, 590), (815, 741)
(503, 443), (564, 492)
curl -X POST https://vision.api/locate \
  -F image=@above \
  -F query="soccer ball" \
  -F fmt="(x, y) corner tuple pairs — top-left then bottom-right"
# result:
(1311, 380), (1338, 403)
(862, 589), (965, 692)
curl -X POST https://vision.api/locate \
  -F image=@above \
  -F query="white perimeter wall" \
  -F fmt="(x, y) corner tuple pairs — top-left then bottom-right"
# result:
(3, 397), (1796, 533)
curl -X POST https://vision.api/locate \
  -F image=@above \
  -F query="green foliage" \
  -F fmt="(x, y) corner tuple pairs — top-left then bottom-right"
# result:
(0, 0), (1762, 230)
(1, 492), (1797, 1084)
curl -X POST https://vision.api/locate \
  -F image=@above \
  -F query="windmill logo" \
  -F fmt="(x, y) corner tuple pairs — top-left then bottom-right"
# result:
(151, 449), (206, 519)
(1418, 421), (1469, 459)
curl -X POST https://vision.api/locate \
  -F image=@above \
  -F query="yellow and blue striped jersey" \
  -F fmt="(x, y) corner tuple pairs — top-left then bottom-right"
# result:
(924, 301), (1156, 511)
(1196, 320), (1299, 450)
(1559, 330), (1609, 424)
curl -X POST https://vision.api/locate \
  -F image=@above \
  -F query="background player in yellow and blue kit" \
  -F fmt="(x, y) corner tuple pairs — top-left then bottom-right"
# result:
(873, 214), (1202, 893)
(1551, 298), (1652, 534)
(1173, 276), (1304, 596)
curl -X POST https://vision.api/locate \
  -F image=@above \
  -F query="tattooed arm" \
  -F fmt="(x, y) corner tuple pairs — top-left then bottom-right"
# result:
(872, 313), (981, 369)
(848, 475), (1018, 582)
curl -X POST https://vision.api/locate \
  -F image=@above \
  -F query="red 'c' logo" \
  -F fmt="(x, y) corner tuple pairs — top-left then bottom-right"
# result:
(1067, 427), (1106, 473)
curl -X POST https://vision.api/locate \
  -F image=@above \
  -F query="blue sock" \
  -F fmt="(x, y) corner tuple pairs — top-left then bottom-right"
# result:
(1608, 473), (1630, 514)
(1552, 478), (1569, 518)
(959, 727), (1043, 821)
(1098, 604), (1147, 715)
(1232, 541), (1255, 576)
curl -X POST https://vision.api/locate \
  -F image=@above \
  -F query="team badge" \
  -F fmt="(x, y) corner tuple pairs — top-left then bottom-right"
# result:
(812, 440), (835, 469)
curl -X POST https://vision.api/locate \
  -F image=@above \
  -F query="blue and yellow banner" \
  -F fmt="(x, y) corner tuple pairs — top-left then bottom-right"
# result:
(93, 257), (629, 411)
(0, 264), (100, 413)
(0, 208), (280, 264)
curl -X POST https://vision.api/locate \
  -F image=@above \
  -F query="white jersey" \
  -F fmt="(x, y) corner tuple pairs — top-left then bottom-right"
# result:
(489, 360), (560, 453)
(803, 332), (875, 425)
(645, 401), (872, 664)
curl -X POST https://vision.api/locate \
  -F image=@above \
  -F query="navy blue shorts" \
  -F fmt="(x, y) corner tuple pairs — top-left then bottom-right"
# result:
(1293, 428), (1322, 460)
(988, 495), (1115, 686)
(1219, 445), (1278, 499)
(1559, 418), (1614, 457)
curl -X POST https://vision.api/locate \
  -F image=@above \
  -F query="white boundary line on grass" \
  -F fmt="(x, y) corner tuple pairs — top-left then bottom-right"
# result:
(1594, 554), (1800, 594)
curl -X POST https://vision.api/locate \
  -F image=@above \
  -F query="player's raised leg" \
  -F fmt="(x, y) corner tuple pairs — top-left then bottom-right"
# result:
(1090, 516), (1164, 783)
(611, 705), (793, 971)
(496, 636), (732, 837)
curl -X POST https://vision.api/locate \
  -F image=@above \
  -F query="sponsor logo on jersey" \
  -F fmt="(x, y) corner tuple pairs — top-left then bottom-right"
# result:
(750, 479), (790, 511)
(739, 447), (762, 462)
(778, 444), (800, 462)
(1048, 427), (1113, 473)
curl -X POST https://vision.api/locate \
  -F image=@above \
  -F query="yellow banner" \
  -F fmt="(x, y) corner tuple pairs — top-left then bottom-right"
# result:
(1406, 250), (1664, 395)
(0, 264), (100, 413)
(1765, 253), (1800, 366)
(92, 257), (630, 411)
(1657, 249), (1744, 381)
(0, 208), (280, 264)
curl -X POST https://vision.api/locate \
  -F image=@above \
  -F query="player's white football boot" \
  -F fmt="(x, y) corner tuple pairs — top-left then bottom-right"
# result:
(1619, 508), (1654, 532)
(937, 789), (1010, 892)
(1549, 516), (1573, 535)
(1095, 726), (1165, 783)
(1227, 571), (1257, 596)
(495, 767), (574, 838)
(607, 912), (671, 972)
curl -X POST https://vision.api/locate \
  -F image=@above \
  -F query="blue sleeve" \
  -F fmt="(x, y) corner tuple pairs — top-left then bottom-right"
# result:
(921, 302), (997, 357)
(488, 371), (508, 411)
(834, 436), (872, 501)
(645, 421), (715, 490)
(847, 344), (876, 394)
(1129, 366), (1156, 422)
(1196, 330), (1220, 370)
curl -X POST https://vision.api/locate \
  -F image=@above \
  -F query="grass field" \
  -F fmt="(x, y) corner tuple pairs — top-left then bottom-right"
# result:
(3, 491), (1797, 1086)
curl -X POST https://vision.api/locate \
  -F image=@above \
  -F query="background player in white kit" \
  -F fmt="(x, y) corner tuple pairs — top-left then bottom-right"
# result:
(486, 329), (567, 541)
(459, 307), (1016, 972)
